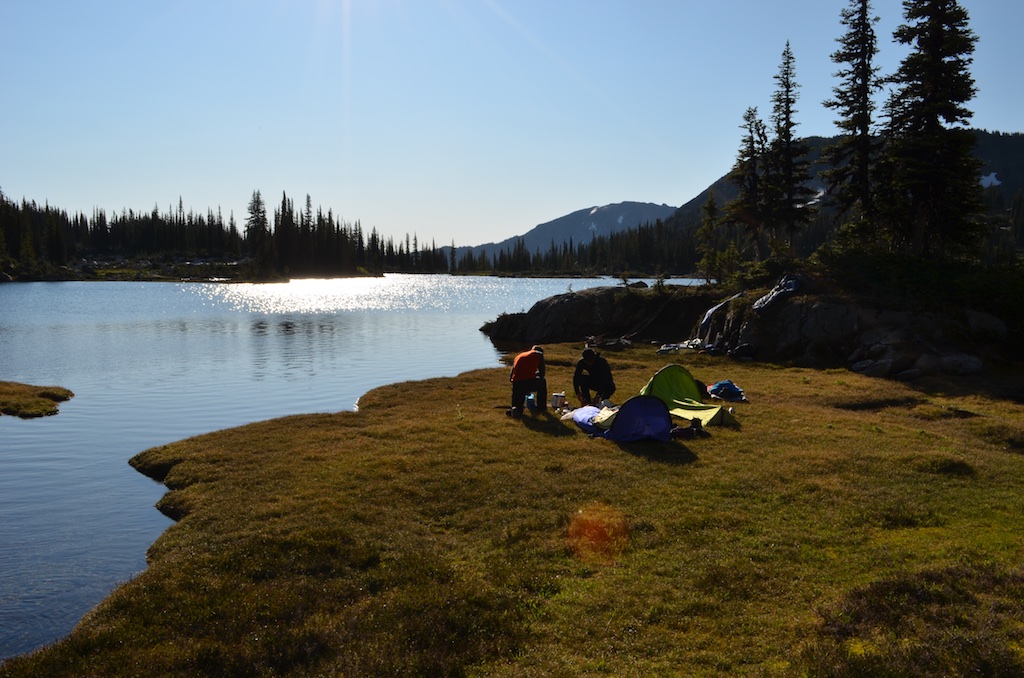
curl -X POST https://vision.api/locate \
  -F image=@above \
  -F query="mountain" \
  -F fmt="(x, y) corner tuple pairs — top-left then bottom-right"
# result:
(666, 135), (837, 228)
(667, 130), (1024, 229)
(450, 129), (1021, 266)
(451, 201), (677, 262)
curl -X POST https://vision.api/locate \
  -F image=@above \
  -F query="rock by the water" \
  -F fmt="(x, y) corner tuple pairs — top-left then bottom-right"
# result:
(480, 285), (717, 346)
(482, 275), (1013, 380)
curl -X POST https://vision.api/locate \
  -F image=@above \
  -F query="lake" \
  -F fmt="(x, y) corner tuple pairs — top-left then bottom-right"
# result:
(0, 274), (699, 659)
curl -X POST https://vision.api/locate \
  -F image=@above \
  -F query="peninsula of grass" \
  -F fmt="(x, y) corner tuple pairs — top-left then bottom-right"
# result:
(0, 381), (74, 418)
(4, 347), (1024, 676)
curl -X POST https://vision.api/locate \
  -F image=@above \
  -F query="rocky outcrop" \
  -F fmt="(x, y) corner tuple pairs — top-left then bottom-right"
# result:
(480, 284), (718, 346)
(482, 278), (1013, 379)
(707, 297), (1003, 378)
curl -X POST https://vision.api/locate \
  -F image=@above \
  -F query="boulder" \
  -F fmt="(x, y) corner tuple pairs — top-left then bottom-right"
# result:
(964, 309), (1008, 342)
(939, 353), (985, 375)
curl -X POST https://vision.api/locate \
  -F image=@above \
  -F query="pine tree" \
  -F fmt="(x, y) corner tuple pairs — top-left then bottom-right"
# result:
(725, 107), (771, 260)
(0, 189), (8, 262)
(881, 0), (982, 259)
(696, 192), (720, 283)
(245, 190), (275, 279)
(274, 191), (296, 276)
(1011, 189), (1024, 248)
(16, 204), (36, 267)
(766, 41), (816, 253)
(823, 0), (882, 227)
(301, 194), (314, 269)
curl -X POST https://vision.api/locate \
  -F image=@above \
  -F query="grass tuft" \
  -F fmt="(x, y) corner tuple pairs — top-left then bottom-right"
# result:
(969, 420), (1024, 452)
(914, 455), (976, 477)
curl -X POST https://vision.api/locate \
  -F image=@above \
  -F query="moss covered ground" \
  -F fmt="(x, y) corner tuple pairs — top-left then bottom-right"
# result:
(0, 381), (73, 418)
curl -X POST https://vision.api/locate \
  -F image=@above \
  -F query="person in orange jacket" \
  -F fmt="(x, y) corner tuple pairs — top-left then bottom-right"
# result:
(508, 345), (546, 418)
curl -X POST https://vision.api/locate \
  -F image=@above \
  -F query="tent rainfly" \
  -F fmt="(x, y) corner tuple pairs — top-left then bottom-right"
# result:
(639, 364), (738, 427)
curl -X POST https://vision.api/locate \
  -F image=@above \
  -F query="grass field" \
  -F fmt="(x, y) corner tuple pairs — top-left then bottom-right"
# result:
(3, 346), (1024, 676)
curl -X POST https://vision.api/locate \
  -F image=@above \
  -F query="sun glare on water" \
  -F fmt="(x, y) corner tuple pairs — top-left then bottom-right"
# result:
(187, 274), (493, 315)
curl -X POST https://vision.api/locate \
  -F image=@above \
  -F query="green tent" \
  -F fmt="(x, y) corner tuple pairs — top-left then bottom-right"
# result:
(639, 364), (738, 427)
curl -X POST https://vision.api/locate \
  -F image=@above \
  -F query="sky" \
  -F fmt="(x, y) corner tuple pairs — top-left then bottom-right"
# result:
(2, 1), (1020, 248)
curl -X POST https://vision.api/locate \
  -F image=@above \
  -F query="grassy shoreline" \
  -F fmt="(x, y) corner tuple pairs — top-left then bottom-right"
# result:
(3, 346), (1024, 675)
(0, 381), (74, 418)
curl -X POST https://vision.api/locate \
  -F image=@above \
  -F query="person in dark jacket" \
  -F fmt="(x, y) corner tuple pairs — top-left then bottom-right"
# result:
(508, 345), (546, 418)
(573, 348), (615, 406)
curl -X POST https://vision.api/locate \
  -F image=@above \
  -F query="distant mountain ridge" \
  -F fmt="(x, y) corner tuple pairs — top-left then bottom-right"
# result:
(452, 201), (677, 261)
(668, 129), (1024, 228)
(452, 129), (1021, 264)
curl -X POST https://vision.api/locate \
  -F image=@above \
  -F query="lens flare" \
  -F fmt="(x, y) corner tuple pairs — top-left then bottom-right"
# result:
(568, 502), (629, 564)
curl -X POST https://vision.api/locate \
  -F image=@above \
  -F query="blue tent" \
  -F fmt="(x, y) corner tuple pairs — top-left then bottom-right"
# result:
(572, 395), (672, 442)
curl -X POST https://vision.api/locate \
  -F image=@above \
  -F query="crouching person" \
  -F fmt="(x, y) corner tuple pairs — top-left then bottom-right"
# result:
(509, 345), (546, 418)
(573, 348), (616, 407)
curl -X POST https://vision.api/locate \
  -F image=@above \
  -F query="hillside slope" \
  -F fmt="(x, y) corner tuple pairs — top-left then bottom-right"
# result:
(450, 201), (676, 261)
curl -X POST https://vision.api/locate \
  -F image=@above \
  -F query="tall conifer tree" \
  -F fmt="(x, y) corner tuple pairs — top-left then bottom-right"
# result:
(881, 0), (982, 258)
(725, 107), (771, 260)
(696, 192), (720, 283)
(245, 190), (274, 279)
(823, 0), (881, 227)
(767, 41), (815, 253)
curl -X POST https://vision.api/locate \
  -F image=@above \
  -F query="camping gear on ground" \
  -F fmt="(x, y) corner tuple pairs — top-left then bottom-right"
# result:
(639, 364), (739, 427)
(658, 339), (704, 353)
(572, 405), (604, 433)
(699, 291), (743, 338)
(708, 379), (748, 402)
(570, 395), (673, 442)
(671, 418), (711, 440)
(753, 274), (801, 312)
(590, 405), (618, 429)
(551, 392), (566, 408)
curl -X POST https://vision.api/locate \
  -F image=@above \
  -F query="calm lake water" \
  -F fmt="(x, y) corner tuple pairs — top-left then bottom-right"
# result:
(0, 274), (699, 659)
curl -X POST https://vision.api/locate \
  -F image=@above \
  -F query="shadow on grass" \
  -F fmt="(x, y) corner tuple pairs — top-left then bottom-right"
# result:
(515, 410), (701, 463)
(966, 419), (1024, 453)
(827, 395), (924, 411)
(907, 366), (1024, 405)
(615, 439), (698, 465)
(520, 411), (577, 437)
(802, 561), (1024, 675)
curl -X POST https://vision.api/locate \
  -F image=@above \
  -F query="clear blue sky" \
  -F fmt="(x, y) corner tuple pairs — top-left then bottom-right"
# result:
(2, 1), (1019, 248)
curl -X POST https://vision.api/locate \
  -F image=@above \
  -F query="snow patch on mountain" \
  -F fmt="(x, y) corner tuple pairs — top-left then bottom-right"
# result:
(981, 172), (1001, 187)
(450, 201), (678, 260)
